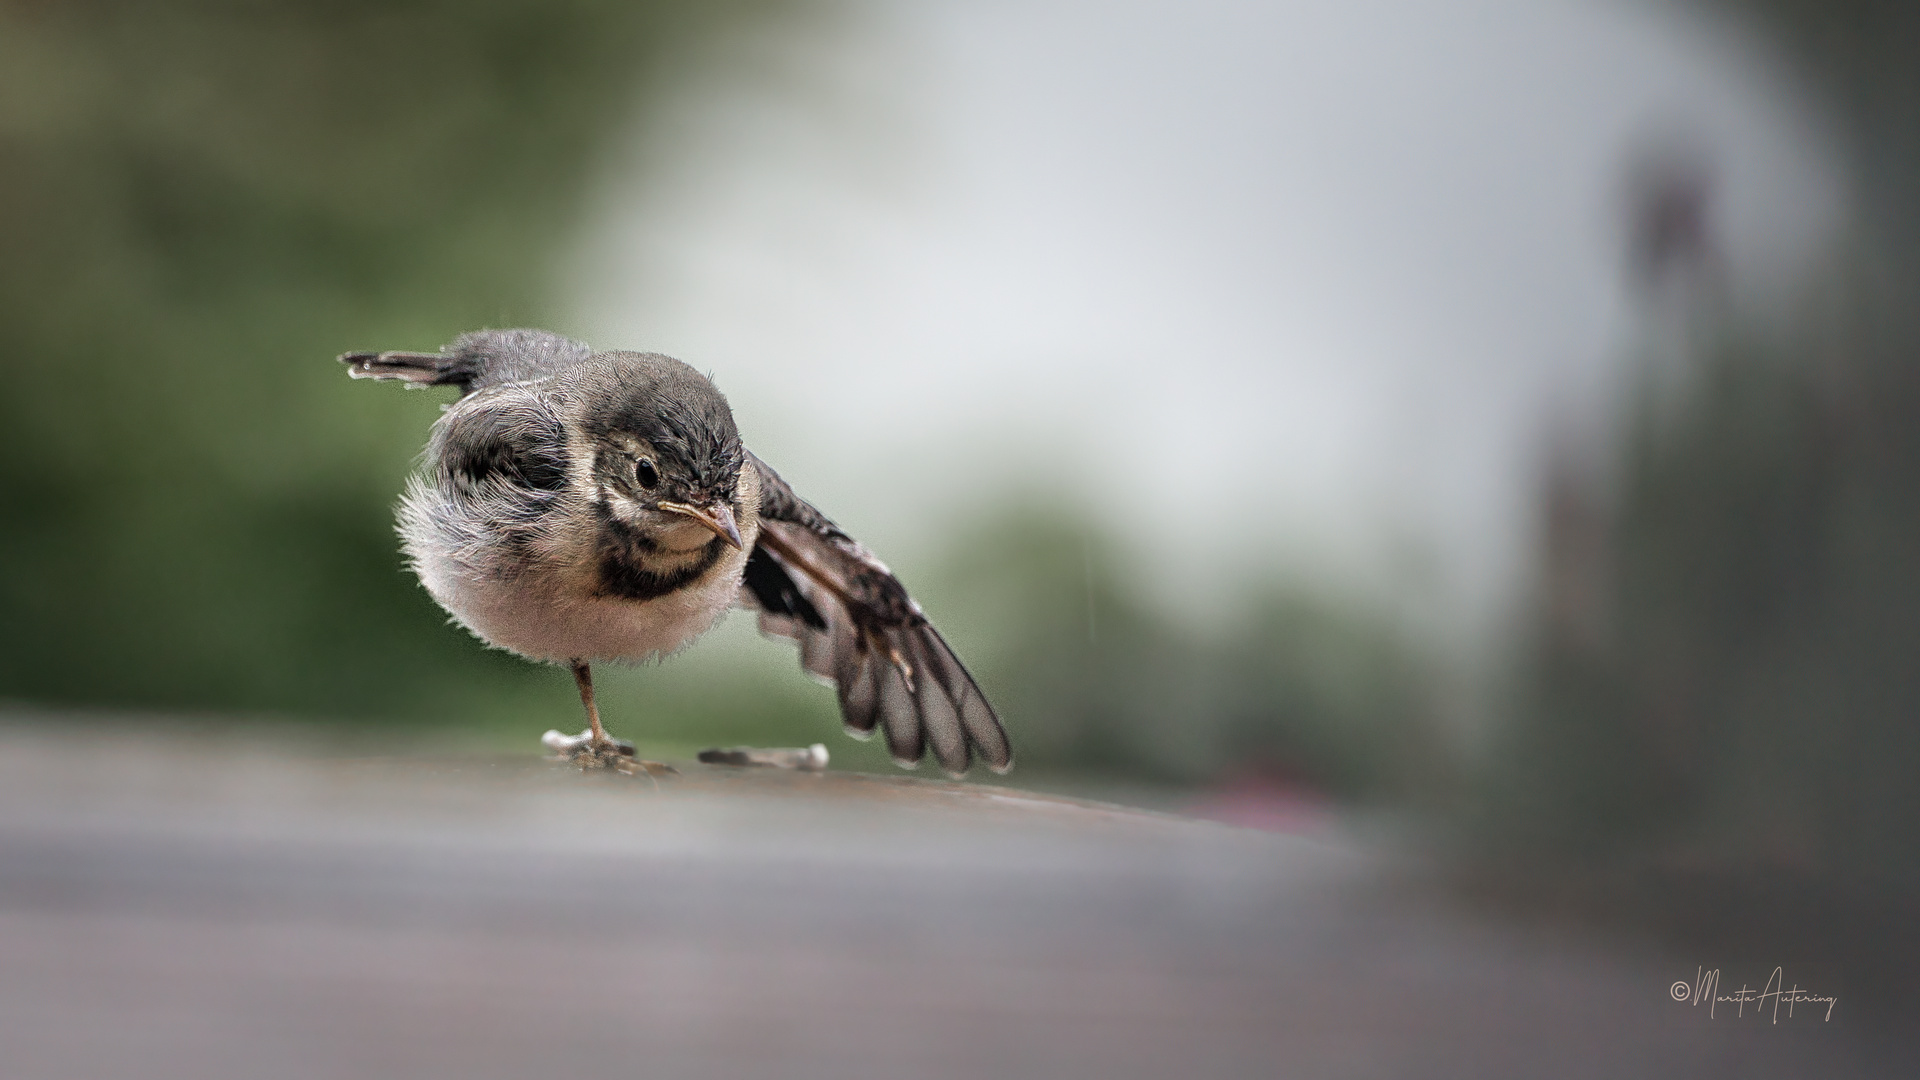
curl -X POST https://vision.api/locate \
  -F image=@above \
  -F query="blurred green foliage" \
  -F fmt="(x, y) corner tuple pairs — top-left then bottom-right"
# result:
(0, 0), (786, 721)
(919, 501), (1450, 796)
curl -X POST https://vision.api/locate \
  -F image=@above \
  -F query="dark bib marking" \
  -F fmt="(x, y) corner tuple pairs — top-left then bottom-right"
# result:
(595, 539), (725, 601)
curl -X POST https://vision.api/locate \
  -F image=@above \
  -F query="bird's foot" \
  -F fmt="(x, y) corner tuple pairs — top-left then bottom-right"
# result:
(541, 728), (678, 777)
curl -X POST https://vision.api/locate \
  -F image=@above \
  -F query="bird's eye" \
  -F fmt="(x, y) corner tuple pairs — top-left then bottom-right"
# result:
(635, 458), (660, 489)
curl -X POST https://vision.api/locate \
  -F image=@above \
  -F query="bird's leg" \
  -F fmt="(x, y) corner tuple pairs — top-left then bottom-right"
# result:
(540, 660), (675, 776)
(573, 659), (614, 749)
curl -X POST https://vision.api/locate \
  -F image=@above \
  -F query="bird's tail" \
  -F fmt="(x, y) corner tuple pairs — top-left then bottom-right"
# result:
(338, 350), (476, 389)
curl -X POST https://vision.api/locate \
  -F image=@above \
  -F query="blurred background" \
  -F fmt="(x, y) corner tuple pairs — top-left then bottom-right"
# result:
(2, 0), (1916, 1022)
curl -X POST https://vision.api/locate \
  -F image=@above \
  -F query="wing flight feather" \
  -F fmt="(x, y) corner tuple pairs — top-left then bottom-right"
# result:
(739, 453), (1011, 775)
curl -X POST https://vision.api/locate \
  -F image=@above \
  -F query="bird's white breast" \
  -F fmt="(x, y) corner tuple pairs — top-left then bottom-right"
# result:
(399, 465), (763, 666)
(416, 541), (753, 665)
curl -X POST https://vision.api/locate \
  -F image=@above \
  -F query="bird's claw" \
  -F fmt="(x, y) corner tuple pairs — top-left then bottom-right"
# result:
(542, 726), (630, 758)
(541, 728), (675, 776)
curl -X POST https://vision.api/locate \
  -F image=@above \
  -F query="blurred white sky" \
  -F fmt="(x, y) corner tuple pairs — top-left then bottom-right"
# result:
(564, 0), (1837, 647)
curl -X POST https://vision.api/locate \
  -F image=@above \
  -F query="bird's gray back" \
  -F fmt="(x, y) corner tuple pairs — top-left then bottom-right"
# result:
(443, 329), (594, 392)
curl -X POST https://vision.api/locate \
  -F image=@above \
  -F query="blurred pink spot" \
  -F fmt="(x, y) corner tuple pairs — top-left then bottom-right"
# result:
(1185, 772), (1333, 834)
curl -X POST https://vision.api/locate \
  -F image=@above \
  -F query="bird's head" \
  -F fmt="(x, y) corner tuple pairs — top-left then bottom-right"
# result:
(578, 355), (747, 553)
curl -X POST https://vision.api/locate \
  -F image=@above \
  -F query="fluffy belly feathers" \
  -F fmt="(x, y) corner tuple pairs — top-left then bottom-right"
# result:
(414, 544), (751, 665)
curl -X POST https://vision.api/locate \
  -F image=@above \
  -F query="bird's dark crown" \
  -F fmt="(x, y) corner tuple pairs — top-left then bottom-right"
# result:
(578, 353), (744, 507)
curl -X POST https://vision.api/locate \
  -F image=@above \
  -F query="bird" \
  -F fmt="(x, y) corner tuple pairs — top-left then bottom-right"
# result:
(340, 328), (1011, 777)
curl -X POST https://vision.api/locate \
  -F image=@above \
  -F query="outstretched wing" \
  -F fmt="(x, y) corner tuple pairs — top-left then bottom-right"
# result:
(340, 328), (592, 396)
(740, 453), (1012, 776)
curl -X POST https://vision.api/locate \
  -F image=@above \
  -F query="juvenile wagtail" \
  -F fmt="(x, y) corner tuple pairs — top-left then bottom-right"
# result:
(341, 329), (1011, 777)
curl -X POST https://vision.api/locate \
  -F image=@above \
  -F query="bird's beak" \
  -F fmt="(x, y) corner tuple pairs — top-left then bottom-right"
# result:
(660, 501), (744, 550)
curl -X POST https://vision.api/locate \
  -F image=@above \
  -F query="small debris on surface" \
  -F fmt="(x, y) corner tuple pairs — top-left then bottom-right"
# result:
(698, 744), (830, 771)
